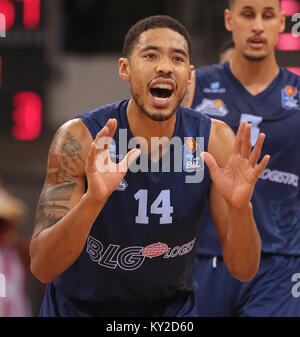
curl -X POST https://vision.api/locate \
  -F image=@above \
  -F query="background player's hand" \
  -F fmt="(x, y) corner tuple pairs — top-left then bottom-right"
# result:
(202, 121), (270, 209)
(85, 119), (140, 202)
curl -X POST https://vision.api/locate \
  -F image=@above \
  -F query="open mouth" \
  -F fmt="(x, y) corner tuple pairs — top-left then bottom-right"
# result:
(248, 37), (266, 48)
(150, 86), (173, 101)
(149, 81), (175, 105)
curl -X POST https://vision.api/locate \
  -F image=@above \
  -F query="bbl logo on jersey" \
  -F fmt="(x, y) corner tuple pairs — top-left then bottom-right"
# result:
(194, 98), (229, 117)
(282, 86), (300, 110)
(203, 82), (226, 94)
(183, 137), (204, 173)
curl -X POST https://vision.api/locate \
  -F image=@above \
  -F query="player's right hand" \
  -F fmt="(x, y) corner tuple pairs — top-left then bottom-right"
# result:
(85, 119), (140, 202)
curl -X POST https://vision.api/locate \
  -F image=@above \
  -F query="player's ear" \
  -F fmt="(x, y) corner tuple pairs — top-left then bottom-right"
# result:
(188, 65), (194, 85)
(279, 11), (286, 33)
(119, 58), (131, 82)
(225, 9), (233, 32)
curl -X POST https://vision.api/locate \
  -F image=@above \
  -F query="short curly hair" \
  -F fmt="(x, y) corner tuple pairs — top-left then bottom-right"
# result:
(122, 15), (192, 59)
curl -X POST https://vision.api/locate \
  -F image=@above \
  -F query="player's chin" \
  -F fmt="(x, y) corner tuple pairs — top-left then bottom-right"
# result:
(144, 95), (178, 120)
(243, 50), (267, 62)
(146, 108), (176, 122)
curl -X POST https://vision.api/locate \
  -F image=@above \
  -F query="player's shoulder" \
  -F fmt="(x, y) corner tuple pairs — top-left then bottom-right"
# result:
(44, 118), (91, 168)
(179, 106), (212, 139)
(79, 100), (128, 124)
(208, 119), (235, 160)
(180, 105), (212, 124)
(210, 118), (234, 139)
(49, 100), (128, 154)
(76, 99), (129, 139)
(281, 67), (300, 87)
(194, 62), (227, 81)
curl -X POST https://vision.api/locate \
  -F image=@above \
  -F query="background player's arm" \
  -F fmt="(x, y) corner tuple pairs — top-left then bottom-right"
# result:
(205, 120), (268, 282)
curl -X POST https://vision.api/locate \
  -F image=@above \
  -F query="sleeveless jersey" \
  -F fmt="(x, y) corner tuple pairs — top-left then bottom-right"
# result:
(41, 99), (212, 316)
(192, 62), (300, 256)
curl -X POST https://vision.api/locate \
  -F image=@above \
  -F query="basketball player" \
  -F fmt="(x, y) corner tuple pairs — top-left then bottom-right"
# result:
(29, 15), (269, 316)
(184, 0), (300, 316)
(219, 38), (235, 63)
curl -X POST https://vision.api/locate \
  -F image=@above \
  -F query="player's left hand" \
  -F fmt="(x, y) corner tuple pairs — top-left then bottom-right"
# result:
(201, 121), (270, 209)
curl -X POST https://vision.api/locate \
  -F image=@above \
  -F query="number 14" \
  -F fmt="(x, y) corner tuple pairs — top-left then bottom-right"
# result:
(134, 189), (173, 225)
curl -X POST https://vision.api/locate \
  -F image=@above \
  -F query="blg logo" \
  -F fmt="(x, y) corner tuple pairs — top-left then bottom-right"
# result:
(0, 273), (6, 297)
(291, 273), (300, 298)
(292, 13), (300, 38)
(0, 13), (6, 38)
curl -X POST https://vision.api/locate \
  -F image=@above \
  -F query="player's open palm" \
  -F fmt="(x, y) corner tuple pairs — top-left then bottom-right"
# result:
(85, 119), (140, 202)
(202, 121), (270, 209)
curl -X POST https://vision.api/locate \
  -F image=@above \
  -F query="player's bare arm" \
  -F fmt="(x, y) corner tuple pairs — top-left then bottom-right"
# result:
(204, 120), (270, 281)
(30, 119), (140, 283)
(34, 122), (88, 234)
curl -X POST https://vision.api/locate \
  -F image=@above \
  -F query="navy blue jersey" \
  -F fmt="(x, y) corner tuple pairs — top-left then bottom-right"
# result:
(192, 62), (300, 256)
(41, 99), (212, 316)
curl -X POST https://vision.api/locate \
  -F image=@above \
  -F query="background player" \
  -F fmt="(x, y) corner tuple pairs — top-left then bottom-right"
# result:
(218, 37), (235, 63)
(29, 15), (269, 316)
(184, 0), (300, 316)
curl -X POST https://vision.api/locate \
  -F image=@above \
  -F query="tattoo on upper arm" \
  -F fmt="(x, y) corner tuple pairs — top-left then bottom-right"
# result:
(47, 132), (84, 184)
(35, 130), (85, 231)
(39, 182), (77, 203)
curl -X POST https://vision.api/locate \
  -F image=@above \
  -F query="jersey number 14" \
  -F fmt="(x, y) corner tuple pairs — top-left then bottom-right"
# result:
(134, 189), (173, 225)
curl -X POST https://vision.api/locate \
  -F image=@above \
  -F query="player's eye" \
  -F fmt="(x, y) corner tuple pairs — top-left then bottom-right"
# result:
(144, 53), (157, 60)
(173, 56), (184, 63)
(242, 11), (255, 18)
(263, 12), (275, 19)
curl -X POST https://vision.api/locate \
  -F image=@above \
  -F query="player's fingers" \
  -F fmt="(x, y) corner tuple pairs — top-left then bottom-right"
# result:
(95, 119), (118, 155)
(95, 126), (109, 144)
(86, 141), (97, 172)
(240, 123), (252, 159)
(94, 119), (117, 144)
(95, 149), (112, 173)
(117, 148), (141, 174)
(105, 118), (118, 138)
(234, 121), (247, 155)
(201, 152), (219, 179)
(249, 133), (265, 167)
(254, 154), (270, 180)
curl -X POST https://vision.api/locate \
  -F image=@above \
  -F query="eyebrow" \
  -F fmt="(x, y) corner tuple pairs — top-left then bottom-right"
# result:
(241, 6), (276, 10)
(140, 45), (188, 58)
(173, 48), (188, 58)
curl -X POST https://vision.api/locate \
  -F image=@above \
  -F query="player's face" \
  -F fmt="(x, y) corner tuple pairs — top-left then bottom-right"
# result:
(119, 28), (193, 122)
(225, 0), (285, 62)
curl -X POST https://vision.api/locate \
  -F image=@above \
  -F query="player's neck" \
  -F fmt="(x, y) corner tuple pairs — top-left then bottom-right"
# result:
(229, 51), (280, 96)
(126, 99), (177, 157)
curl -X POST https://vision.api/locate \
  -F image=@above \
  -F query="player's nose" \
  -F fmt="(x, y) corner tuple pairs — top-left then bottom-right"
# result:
(155, 56), (173, 75)
(252, 15), (265, 34)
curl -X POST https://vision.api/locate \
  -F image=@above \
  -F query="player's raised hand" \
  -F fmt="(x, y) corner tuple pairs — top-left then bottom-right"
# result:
(85, 119), (140, 202)
(201, 121), (270, 209)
